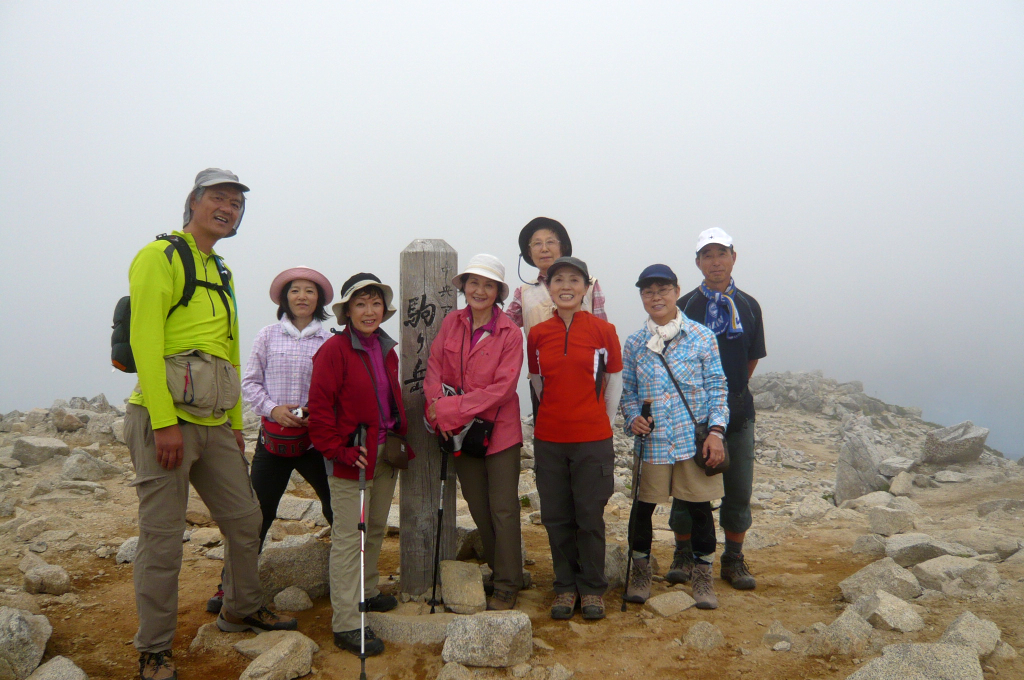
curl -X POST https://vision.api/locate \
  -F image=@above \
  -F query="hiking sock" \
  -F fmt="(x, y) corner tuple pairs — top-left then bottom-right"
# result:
(631, 550), (651, 560)
(694, 552), (714, 566)
(724, 539), (743, 557)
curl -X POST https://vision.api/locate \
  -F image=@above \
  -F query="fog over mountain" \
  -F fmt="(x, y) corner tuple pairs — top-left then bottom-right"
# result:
(1, 2), (1021, 457)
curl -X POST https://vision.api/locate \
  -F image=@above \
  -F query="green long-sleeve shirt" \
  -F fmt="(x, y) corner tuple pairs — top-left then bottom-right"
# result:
(127, 231), (242, 430)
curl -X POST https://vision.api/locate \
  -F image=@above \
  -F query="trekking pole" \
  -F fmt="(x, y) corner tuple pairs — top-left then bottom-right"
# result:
(428, 440), (451, 614)
(355, 425), (368, 680)
(622, 399), (654, 612)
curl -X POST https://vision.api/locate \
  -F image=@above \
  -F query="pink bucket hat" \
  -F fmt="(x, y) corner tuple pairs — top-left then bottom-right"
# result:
(269, 267), (334, 306)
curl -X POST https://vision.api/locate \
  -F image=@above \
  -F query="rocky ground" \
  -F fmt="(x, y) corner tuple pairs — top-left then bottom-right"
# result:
(1, 373), (1022, 680)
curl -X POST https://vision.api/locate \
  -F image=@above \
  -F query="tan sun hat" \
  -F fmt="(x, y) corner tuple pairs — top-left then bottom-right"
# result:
(268, 267), (333, 306)
(452, 254), (510, 303)
(332, 273), (396, 326)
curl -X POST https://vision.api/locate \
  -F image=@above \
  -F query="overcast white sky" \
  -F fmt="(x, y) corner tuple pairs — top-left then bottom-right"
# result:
(1, 2), (1021, 457)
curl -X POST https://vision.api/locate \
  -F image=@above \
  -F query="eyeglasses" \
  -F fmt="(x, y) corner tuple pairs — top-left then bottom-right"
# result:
(529, 239), (560, 251)
(640, 286), (676, 301)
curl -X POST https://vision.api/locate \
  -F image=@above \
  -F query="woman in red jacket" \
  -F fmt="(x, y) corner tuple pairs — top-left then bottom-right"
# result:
(424, 254), (524, 610)
(308, 273), (413, 657)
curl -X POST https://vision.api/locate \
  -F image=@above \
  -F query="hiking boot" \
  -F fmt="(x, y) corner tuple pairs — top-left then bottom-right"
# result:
(205, 587), (224, 614)
(623, 557), (652, 604)
(550, 591), (577, 620)
(139, 650), (176, 680)
(721, 552), (756, 590)
(665, 549), (694, 585)
(217, 606), (298, 633)
(334, 627), (385, 656)
(691, 563), (719, 610)
(487, 588), (519, 611)
(365, 592), (398, 612)
(581, 594), (605, 620)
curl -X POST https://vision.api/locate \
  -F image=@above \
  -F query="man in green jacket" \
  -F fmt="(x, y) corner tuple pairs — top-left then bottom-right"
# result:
(125, 169), (296, 680)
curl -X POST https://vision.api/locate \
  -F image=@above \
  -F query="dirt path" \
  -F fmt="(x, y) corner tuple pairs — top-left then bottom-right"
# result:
(7, 406), (1023, 679)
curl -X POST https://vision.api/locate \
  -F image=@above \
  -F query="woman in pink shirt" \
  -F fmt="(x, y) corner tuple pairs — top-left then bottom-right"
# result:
(424, 254), (525, 610)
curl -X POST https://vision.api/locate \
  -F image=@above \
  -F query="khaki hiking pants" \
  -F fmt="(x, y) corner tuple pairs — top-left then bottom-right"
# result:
(328, 447), (397, 633)
(125, 404), (263, 653)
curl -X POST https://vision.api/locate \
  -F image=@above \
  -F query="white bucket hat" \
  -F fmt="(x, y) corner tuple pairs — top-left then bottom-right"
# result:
(452, 254), (510, 303)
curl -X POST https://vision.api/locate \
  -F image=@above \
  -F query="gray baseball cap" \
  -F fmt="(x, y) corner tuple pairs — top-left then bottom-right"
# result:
(182, 168), (250, 237)
(546, 256), (591, 285)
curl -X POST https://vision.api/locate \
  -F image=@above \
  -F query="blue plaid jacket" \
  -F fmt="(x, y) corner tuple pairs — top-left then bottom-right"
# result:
(621, 319), (729, 464)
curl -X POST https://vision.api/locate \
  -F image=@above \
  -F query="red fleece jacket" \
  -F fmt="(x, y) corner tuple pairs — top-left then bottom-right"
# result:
(308, 327), (414, 480)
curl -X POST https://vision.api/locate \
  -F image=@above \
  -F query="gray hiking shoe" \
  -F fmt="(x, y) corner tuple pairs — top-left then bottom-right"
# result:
(665, 549), (694, 585)
(691, 563), (719, 610)
(581, 594), (606, 620)
(623, 557), (652, 604)
(721, 552), (756, 590)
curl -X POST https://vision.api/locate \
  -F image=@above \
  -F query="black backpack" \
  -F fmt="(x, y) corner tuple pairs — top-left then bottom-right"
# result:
(111, 233), (233, 373)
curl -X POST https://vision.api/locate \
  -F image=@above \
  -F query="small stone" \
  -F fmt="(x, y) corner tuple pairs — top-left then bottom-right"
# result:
(645, 590), (696, 618)
(934, 471), (972, 483)
(762, 620), (794, 647)
(868, 507), (914, 537)
(851, 590), (924, 632)
(532, 637), (554, 651)
(233, 630), (320, 660)
(939, 611), (1001, 658)
(888, 471), (915, 497)
(189, 527), (223, 547)
(846, 643), (983, 680)
(367, 610), (456, 645)
(851, 534), (887, 558)
(25, 655), (88, 680)
(24, 564), (72, 595)
(807, 608), (872, 657)
(441, 611), (532, 667)
(547, 663), (574, 680)
(12, 437), (70, 466)
(839, 557), (922, 602)
(772, 641), (791, 652)
(239, 634), (315, 680)
(439, 560), (486, 615)
(275, 495), (313, 520)
(273, 585), (313, 612)
(0, 606), (52, 679)
(436, 662), (473, 680)
(116, 536), (139, 564)
(684, 621), (724, 651)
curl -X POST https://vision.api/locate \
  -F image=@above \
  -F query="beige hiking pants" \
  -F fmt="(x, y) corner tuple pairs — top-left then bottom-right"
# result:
(125, 404), (263, 653)
(328, 448), (397, 633)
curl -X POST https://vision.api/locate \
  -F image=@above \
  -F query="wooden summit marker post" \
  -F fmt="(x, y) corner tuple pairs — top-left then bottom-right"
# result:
(399, 239), (458, 596)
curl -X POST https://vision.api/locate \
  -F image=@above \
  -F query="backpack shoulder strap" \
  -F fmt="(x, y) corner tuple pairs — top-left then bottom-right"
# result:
(156, 233), (198, 318)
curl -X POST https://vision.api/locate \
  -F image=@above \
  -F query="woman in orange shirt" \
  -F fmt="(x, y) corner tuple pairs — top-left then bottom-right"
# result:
(526, 257), (622, 621)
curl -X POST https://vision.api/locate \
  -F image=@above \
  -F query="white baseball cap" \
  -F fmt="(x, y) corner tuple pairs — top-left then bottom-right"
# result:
(695, 227), (733, 254)
(452, 254), (510, 303)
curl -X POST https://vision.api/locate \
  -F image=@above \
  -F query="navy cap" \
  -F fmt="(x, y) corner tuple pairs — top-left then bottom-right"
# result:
(635, 264), (678, 288)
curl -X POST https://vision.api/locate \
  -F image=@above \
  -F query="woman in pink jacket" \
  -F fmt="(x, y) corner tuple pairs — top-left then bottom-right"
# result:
(424, 254), (524, 610)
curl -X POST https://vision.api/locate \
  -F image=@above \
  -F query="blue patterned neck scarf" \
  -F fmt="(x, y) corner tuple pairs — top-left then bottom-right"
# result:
(700, 279), (744, 339)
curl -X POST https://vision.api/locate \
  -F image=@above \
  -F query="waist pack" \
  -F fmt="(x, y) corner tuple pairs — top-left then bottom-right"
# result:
(260, 417), (311, 457)
(112, 233), (234, 373)
(162, 349), (241, 419)
(382, 432), (410, 469)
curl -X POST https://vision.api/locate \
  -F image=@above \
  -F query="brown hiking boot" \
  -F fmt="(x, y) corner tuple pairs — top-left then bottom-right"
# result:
(691, 563), (719, 610)
(139, 650), (176, 680)
(487, 588), (519, 611)
(721, 552), (756, 590)
(623, 557), (652, 603)
(581, 594), (605, 620)
(550, 591), (577, 619)
(217, 606), (298, 633)
(665, 548), (694, 585)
